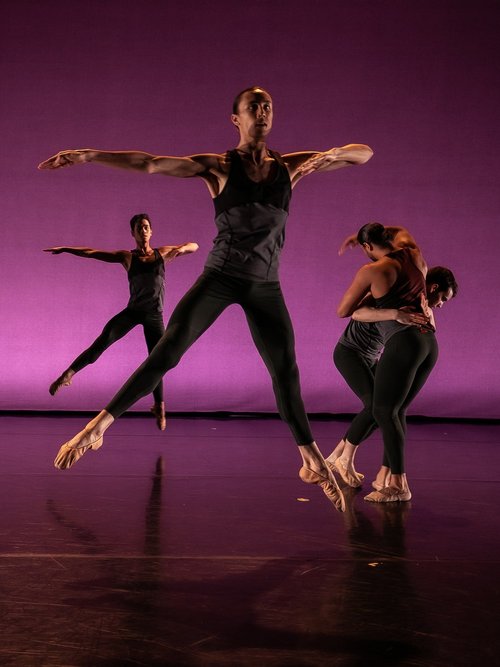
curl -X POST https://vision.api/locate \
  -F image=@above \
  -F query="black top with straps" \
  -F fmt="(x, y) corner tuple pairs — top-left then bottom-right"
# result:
(204, 149), (292, 282)
(127, 248), (165, 313)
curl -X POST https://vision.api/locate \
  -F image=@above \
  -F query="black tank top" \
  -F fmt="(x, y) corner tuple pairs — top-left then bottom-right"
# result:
(127, 249), (165, 313)
(204, 149), (292, 281)
(374, 247), (426, 342)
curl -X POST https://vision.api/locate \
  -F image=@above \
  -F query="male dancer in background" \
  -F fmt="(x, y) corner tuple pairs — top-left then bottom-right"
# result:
(45, 213), (198, 430)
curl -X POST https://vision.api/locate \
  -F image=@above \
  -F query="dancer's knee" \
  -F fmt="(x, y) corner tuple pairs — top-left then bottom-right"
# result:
(372, 403), (398, 429)
(148, 323), (195, 372)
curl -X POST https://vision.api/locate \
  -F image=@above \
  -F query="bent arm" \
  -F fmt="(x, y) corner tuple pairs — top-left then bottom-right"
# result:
(285, 144), (373, 184)
(158, 242), (199, 262)
(385, 226), (418, 249)
(43, 247), (128, 264)
(339, 225), (421, 257)
(337, 265), (374, 318)
(352, 306), (429, 326)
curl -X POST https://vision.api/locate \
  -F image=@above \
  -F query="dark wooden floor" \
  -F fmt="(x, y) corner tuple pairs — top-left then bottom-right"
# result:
(0, 414), (498, 666)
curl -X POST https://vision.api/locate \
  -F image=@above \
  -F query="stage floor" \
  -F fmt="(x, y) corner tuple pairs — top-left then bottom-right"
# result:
(0, 414), (498, 666)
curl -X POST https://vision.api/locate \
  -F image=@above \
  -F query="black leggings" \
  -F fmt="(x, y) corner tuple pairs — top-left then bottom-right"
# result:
(105, 270), (314, 445)
(335, 330), (438, 472)
(71, 307), (165, 403)
(372, 328), (438, 474)
(333, 342), (379, 445)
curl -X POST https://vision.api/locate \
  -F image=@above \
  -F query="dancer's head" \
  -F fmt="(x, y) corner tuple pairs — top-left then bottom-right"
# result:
(357, 222), (394, 261)
(130, 213), (152, 244)
(426, 266), (458, 308)
(130, 213), (151, 232)
(231, 86), (273, 139)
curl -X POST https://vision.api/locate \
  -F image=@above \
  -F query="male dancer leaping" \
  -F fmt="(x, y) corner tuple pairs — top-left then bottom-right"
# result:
(39, 86), (373, 511)
(45, 213), (198, 430)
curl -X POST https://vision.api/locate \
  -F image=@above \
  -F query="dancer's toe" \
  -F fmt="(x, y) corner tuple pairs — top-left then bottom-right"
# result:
(299, 466), (346, 512)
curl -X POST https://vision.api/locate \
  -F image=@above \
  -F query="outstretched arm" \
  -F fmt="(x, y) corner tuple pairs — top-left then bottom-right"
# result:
(158, 242), (199, 262)
(284, 144), (373, 185)
(38, 149), (222, 178)
(43, 247), (129, 265)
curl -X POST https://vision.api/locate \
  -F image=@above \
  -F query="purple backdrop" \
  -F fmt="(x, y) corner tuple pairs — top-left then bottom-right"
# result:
(1, 0), (499, 417)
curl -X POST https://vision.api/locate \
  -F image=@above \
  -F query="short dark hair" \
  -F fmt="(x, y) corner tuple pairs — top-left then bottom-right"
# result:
(232, 86), (271, 114)
(356, 222), (393, 249)
(426, 266), (458, 298)
(129, 213), (151, 232)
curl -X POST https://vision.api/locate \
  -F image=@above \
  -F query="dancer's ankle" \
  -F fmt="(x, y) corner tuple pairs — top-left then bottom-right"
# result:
(388, 473), (408, 493)
(326, 439), (346, 462)
(298, 442), (326, 473)
(86, 410), (114, 437)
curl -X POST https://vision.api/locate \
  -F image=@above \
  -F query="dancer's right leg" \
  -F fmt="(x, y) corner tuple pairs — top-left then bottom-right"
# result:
(326, 344), (378, 486)
(333, 343), (378, 447)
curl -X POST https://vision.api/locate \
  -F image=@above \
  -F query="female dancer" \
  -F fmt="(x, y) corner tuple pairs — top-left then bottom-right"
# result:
(45, 213), (198, 430)
(329, 256), (457, 489)
(38, 86), (373, 511)
(334, 222), (444, 502)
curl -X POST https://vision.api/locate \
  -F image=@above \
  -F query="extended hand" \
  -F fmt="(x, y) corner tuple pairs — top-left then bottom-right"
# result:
(38, 150), (91, 170)
(43, 247), (65, 254)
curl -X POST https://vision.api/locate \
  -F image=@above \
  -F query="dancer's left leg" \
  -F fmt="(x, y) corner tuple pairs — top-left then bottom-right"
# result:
(242, 280), (345, 511)
(143, 313), (167, 430)
(366, 330), (438, 502)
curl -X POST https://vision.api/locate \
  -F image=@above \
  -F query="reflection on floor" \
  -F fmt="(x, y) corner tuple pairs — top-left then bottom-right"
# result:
(0, 414), (498, 666)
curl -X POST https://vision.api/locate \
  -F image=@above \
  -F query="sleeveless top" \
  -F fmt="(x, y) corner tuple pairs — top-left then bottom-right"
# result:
(373, 247), (426, 343)
(338, 320), (384, 364)
(127, 248), (165, 313)
(204, 149), (292, 281)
